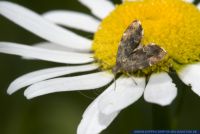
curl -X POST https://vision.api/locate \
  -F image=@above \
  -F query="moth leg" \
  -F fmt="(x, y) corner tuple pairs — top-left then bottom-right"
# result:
(126, 73), (138, 86)
(113, 74), (117, 91)
(77, 91), (95, 100)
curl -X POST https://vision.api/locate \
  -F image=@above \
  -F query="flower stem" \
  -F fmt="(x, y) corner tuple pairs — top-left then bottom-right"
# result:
(171, 85), (186, 129)
(152, 105), (171, 129)
(168, 69), (187, 129)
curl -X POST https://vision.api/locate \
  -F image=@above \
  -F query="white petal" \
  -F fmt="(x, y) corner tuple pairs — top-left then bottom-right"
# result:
(22, 42), (78, 60)
(78, 0), (115, 19)
(197, 3), (200, 10)
(183, 0), (194, 3)
(7, 64), (98, 95)
(0, 1), (91, 51)
(77, 86), (119, 134)
(98, 76), (145, 115)
(32, 42), (74, 52)
(24, 72), (113, 99)
(43, 10), (100, 33)
(178, 63), (200, 96)
(0, 42), (93, 64)
(144, 73), (177, 106)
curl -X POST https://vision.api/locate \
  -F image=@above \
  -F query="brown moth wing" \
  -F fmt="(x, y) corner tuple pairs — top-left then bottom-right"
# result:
(120, 44), (167, 73)
(113, 20), (143, 74)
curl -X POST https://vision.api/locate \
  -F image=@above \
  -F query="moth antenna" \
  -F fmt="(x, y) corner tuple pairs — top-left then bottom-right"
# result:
(93, 89), (100, 96)
(96, 61), (118, 91)
(77, 91), (95, 100)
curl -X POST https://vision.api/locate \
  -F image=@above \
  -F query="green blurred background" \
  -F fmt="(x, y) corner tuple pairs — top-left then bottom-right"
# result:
(0, 0), (200, 134)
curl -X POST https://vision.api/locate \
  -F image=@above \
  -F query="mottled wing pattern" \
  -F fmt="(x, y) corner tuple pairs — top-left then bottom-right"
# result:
(113, 20), (143, 74)
(120, 44), (167, 72)
(113, 20), (167, 74)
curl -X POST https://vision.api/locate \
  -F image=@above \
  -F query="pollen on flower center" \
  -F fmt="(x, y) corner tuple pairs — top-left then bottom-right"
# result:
(92, 0), (200, 75)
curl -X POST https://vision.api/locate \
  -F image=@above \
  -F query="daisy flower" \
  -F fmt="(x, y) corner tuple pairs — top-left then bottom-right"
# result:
(0, 0), (200, 133)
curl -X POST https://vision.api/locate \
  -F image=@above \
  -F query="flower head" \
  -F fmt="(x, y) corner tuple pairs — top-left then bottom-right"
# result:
(93, 0), (200, 75)
(0, 0), (200, 134)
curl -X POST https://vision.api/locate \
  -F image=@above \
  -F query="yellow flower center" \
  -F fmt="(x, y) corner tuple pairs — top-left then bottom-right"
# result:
(92, 0), (200, 75)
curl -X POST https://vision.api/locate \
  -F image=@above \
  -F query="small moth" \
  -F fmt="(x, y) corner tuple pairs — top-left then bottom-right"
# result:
(113, 20), (167, 75)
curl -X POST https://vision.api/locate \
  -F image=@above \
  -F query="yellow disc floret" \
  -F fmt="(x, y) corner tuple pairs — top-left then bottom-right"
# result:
(92, 0), (200, 75)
